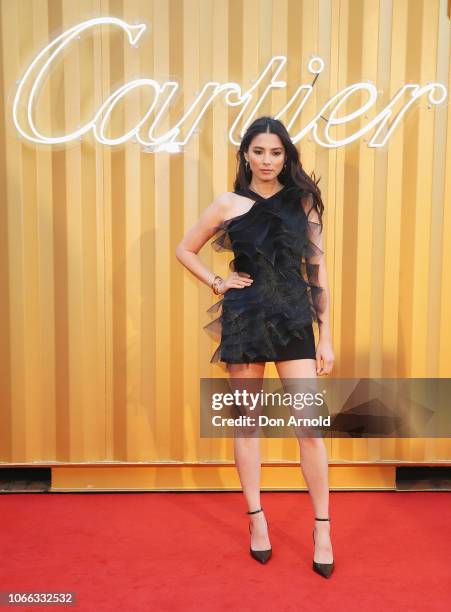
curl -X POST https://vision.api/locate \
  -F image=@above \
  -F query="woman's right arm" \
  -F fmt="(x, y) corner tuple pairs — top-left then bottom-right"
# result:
(175, 192), (253, 294)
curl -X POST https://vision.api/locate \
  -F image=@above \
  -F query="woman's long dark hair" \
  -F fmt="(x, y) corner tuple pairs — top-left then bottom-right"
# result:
(233, 116), (324, 230)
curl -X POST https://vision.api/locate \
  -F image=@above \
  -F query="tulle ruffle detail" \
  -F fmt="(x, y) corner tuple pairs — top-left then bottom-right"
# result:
(204, 186), (325, 369)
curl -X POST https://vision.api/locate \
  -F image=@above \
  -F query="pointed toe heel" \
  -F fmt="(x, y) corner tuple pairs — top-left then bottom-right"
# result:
(312, 558), (335, 578)
(250, 547), (272, 564)
(312, 517), (335, 578)
(247, 507), (272, 564)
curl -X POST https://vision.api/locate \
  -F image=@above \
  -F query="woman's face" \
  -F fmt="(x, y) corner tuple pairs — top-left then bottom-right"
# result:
(244, 132), (286, 182)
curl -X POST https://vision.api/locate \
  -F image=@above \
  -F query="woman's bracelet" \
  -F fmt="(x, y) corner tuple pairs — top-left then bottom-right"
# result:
(211, 274), (223, 295)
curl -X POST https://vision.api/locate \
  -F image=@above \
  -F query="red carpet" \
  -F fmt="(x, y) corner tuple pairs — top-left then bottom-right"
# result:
(1, 491), (450, 611)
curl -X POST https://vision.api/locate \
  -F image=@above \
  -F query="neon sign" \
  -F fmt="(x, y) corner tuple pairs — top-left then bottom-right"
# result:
(13, 17), (447, 151)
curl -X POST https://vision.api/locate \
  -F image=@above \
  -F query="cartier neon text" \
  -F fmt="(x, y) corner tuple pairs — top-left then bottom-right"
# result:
(13, 17), (447, 151)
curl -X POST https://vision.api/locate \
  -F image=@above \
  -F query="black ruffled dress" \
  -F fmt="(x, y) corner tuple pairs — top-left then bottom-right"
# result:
(203, 183), (325, 369)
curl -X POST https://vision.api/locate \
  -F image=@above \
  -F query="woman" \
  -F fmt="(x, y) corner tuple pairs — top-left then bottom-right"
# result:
(175, 116), (335, 577)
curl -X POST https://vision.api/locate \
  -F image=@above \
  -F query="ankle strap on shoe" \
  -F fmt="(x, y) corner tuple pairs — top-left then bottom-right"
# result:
(247, 507), (263, 515)
(315, 517), (330, 521)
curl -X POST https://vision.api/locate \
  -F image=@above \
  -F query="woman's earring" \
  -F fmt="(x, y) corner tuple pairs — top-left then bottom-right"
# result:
(283, 161), (287, 171)
(245, 160), (250, 172)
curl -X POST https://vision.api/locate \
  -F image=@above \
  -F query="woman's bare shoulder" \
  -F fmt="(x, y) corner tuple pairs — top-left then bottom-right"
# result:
(212, 191), (235, 206)
(212, 190), (254, 221)
(209, 191), (240, 221)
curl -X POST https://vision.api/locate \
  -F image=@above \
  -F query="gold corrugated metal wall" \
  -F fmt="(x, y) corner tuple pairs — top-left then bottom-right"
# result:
(0, 0), (450, 472)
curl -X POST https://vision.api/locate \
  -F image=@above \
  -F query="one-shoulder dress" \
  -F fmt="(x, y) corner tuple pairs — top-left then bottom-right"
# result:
(203, 183), (325, 369)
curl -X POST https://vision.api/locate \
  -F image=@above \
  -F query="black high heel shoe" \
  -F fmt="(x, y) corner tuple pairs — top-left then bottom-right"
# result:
(246, 507), (272, 564)
(312, 517), (335, 578)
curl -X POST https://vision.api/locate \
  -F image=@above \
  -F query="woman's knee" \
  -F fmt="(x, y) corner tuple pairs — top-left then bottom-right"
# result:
(298, 436), (325, 449)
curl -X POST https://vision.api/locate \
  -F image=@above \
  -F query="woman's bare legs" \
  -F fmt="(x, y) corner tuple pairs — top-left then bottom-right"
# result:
(275, 357), (334, 564)
(228, 361), (270, 551)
